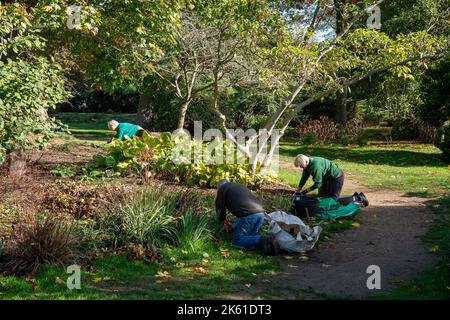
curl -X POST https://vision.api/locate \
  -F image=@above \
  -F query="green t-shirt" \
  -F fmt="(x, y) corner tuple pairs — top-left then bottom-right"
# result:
(298, 157), (342, 190)
(115, 123), (141, 140)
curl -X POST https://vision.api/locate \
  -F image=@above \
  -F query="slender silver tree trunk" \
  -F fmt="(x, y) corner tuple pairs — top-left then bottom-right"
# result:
(177, 100), (192, 130)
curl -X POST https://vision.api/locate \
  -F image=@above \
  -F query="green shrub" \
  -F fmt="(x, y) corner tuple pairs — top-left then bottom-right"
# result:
(300, 132), (319, 145)
(50, 165), (76, 178)
(176, 210), (212, 252)
(100, 189), (178, 249)
(434, 121), (450, 162)
(356, 132), (368, 146)
(336, 133), (352, 146)
(93, 131), (272, 187)
(391, 117), (420, 140)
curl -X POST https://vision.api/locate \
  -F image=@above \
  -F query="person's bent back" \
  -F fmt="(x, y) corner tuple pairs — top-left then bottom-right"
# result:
(215, 182), (264, 222)
(215, 180), (279, 255)
(108, 120), (144, 141)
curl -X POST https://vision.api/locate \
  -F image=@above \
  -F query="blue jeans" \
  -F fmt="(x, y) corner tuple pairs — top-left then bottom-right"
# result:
(231, 212), (265, 249)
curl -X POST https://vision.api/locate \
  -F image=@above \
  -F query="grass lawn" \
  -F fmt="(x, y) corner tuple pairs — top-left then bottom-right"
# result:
(52, 112), (137, 145)
(2, 112), (446, 300)
(278, 140), (449, 198)
(1, 244), (280, 300)
(277, 140), (449, 299)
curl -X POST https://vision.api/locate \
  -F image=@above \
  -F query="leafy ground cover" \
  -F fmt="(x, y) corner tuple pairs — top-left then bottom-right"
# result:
(0, 113), (448, 299)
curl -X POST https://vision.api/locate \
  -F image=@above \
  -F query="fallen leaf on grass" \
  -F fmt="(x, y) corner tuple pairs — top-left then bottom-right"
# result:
(24, 276), (36, 284)
(156, 278), (170, 284)
(251, 273), (257, 276)
(155, 270), (171, 278)
(219, 248), (230, 258)
(430, 245), (440, 253)
(244, 284), (252, 288)
(299, 255), (309, 261)
(185, 266), (208, 275)
(55, 277), (64, 285)
(351, 222), (361, 228)
(175, 262), (185, 268)
(201, 259), (209, 265)
(92, 277), (103, 284)
(154, 270), (171, 284)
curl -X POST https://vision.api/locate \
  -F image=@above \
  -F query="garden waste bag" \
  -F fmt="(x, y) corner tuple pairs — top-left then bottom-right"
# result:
(267, 211), (322, 253)
(313, 198), (360, 220)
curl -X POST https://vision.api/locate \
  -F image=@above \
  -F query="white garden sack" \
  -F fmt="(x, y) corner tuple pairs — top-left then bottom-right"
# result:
(267, 211), (322, 253)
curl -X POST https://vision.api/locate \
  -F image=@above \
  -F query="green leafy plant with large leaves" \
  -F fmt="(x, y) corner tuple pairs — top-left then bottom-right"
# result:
(93, 131), (271, 187)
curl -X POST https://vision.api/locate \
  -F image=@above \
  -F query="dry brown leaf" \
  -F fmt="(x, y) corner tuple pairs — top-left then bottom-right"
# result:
(299, 256), (309, 261)
(220, 249), (230, 258)
(55, 277), (64, 285)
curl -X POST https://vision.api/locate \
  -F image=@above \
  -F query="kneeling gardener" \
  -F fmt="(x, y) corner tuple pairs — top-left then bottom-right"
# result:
(294, 154), (368, 206)
(108, 120), (145, 141)
(215, 180), (279, 255)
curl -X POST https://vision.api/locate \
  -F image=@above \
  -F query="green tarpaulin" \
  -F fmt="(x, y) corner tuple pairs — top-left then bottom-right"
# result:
(313, 198), (360, 220)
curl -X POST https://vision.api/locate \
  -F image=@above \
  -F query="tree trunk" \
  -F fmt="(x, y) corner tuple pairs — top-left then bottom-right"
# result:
(7, 149), (27, 177)
(136, 93), (153, 130)
(335, 84), (348, 124)
(177, 100), (191, 130)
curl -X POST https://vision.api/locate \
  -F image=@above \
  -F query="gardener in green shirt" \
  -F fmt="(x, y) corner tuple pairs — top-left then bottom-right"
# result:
(107, 120), (145, 141)
(294, 154), (368, 206)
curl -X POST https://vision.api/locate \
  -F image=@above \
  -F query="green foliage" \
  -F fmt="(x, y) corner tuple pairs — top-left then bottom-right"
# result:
(176, 210), (212, 253)
(434, 121), (450, 162)
(414, 57), (450, 128)
(0, 4), (70, 156)
(300, 132), (319, 146)
(94, 132), (270, 187)
(50, 165), (76, 178)
(100, 189), (179, 249)
(391, 117), (420, 141)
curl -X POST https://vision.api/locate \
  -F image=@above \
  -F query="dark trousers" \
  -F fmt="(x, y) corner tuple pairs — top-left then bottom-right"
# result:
(318, 172), (354, 205)
(318, 172), (345, 198)
(136, 129), (145, 137)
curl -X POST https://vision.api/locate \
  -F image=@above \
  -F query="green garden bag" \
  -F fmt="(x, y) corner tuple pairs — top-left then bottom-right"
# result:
(312, 197), (360, 220)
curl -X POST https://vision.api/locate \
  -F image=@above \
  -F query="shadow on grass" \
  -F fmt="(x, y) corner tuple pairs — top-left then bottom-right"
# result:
(280, 142), (446, 168)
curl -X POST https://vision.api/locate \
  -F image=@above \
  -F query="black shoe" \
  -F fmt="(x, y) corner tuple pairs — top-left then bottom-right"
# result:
(358, 193), (369, 207)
